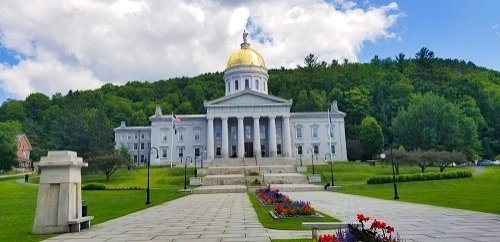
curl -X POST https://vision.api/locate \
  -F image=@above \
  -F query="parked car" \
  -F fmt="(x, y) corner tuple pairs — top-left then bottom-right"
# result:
(491, 160), (500, 166)
(477, 159), (493, 166)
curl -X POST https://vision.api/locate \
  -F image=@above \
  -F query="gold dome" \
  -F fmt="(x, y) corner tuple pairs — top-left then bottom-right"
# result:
(227, 31), (266, 68)
(227, 47), (266, 68)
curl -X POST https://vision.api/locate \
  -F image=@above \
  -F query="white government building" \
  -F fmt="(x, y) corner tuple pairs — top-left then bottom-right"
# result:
(114, 32), (347, 165)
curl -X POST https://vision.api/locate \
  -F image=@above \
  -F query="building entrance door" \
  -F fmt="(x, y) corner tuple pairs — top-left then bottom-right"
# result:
(244, 142), (253, 157)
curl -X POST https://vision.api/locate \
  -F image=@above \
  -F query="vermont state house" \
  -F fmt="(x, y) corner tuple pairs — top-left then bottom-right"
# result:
(114, 33), (347, 165)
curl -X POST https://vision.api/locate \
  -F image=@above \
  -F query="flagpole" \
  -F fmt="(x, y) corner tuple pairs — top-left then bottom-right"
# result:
(328, 108), (332, 157)
(170, 112), (174, 168)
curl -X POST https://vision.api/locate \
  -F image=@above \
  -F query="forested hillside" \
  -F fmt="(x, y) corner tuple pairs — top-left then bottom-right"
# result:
(1, 48), (499, 161)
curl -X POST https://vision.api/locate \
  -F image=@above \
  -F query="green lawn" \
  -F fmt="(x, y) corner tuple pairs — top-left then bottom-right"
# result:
(0, 166), (193, 241)
(311, 162), (500, 214)
(248, 193), (339, 230)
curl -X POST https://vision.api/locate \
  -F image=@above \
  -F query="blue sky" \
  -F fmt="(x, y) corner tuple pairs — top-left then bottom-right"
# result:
(0, 0), (499, 104)
(359, 0), (500, 68)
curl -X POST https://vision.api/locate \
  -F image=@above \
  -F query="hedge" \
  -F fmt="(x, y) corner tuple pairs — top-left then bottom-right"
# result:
(82, 182), (107, 190)
(366, 171), (472, 184)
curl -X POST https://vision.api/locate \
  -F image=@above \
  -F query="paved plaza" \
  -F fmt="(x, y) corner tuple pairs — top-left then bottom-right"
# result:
(46, 192), (500, 242)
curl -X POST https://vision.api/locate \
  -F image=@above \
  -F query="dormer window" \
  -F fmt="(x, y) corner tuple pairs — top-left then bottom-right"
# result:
(245, 79), (250, 89)
(235, 80), (239, 90)
(255, 79), (259, 90)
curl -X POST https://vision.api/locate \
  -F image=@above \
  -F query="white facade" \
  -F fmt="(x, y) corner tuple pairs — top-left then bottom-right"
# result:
(114, 33), (347, 165)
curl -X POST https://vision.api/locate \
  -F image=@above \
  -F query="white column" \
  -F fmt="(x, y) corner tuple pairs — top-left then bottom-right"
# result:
(221, 116), (229, 159)
(237, 116), (245, 158)
(253, 116), (261, 158)
(269, 116), (277, 157)
(283, 116), (292, 157)
(207, 117), (214, 160)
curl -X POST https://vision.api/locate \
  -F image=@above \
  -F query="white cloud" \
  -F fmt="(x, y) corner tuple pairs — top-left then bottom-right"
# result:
(0, 0), (399, 99)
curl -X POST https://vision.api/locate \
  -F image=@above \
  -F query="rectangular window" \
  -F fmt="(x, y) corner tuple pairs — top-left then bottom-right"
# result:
(231, 126), (237, 140)
(312, 126), (318, 139)
(195, 148), (200, 157)
(331, 144), (336, 154)
(255, 79), (259, 89)
(162, 130), (168, 141)
(276, 124), (282, 139)
(216, 146), (221, 156)
(297, 145), (303, 155)
(235, 80), (239, 90)
(178, 147), (184, 158)
(140, 143), (144, 150)
(245, 79), (249, 88)
(162, 148), (168, 158)
(314, 145), (319, 154)
(178, 130), (183, 141)
(141, 133), (144, 139)
(261, 145), (266, 157)
(227, 82), (230, 92)
(134, 143), (138, 150)
(277, 144), (282, 155)
(260, 125), (266, 139)
(296, 127), (302, 139)
(194, 130), (200, 141)
(140, 155), (145, 163)
(147, 143), (151, 150)
(134, 155), (137, 163)
(245, 125), (252, 139)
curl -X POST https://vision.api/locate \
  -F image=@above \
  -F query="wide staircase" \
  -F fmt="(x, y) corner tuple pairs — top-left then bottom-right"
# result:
(192, 158), (323, 194)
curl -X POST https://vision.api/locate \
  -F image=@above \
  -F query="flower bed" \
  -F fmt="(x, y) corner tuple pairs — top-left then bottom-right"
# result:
(318, 214), (402, 242)
(255, 185), (319, 218)
(255, 184), (291, 205)
(272, 200), (319, 218)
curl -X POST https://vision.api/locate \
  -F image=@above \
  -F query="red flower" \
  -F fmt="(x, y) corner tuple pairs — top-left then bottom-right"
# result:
(380, 222), (387, 229)
(357, 214), (364, 222)
(318, 234), (338, 242)
(371, 219), (381, 229)
(386, 226), (395, 233)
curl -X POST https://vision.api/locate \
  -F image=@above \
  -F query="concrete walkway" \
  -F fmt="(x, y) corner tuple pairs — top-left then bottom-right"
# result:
(287, 192), (500, 242)
(45, 193), (316, 242)
(45, 192), (500, 242)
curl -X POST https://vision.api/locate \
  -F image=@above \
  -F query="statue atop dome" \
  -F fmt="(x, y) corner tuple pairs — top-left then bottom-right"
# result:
(243, 30), (248, 44)
(241, 30), (250, 49)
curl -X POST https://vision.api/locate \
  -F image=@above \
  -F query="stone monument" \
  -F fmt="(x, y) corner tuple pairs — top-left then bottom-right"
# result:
(32, 151), (93, 234)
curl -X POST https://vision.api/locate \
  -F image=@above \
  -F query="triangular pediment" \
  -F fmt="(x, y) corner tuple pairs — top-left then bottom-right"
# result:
(205, 89), (292, 106)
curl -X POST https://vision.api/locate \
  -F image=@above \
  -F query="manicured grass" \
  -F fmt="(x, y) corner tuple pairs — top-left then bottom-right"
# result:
(248, 193), (339, 230)
(0, 166), (193, 241)
(272, 239), (314, 242)
(311, 163), (500, 214)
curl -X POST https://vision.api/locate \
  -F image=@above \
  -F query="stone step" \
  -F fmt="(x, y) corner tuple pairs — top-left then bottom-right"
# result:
(202, 174), (246, 186)
(266, 184), (325, 192)
(207, 165), (297, 175)
(192, 185), (247, 194)
(205, 157), (298, 167)
(263, 173), (309, 184)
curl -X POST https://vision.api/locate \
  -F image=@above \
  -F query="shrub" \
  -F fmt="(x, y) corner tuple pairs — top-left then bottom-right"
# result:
(366, 170), (472, 184)
(82, 182), (107, 190)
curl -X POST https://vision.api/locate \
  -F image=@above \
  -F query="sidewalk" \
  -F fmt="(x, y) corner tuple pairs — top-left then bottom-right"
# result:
(45, 191), (500, 241)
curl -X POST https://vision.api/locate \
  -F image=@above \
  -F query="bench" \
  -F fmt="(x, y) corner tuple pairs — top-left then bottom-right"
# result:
(302, 222), (361, 239)
(68, 216), (94, 232)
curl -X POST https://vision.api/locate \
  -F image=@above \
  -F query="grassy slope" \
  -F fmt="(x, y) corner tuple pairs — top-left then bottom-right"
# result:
(248, 193), (339, 230)
(311, 163), (500, 214)
(0, 166), (193, 241)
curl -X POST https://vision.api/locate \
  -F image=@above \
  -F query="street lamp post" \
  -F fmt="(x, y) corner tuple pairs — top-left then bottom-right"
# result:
(307, 148), (315, 174)
(381, 145), (399, 200)
(146, 147), (159, 205)
(324, 153), (334, 186)
(184, 156), (191, 190)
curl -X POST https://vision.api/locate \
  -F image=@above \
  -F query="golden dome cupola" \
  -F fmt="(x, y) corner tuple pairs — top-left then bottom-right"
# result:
(224, 30), (269, 96)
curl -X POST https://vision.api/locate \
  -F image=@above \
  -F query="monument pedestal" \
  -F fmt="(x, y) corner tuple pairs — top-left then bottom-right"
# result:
(32, 151), (92, 234)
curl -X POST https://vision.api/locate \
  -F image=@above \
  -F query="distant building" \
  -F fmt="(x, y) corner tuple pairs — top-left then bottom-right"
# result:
(114, 32), (348, 165)
(16, 134), (32, 168)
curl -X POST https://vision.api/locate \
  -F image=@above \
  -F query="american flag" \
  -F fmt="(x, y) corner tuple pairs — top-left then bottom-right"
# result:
(172, 115), (181, 134)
